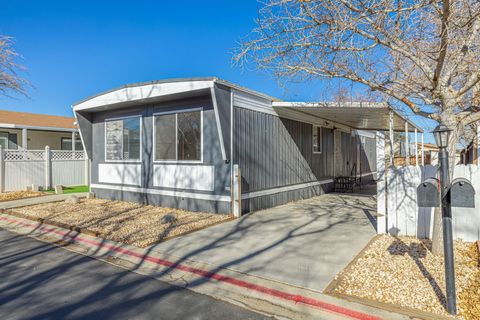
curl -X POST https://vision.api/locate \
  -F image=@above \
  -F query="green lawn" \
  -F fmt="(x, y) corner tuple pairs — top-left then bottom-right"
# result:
(45, 185), (90, 194)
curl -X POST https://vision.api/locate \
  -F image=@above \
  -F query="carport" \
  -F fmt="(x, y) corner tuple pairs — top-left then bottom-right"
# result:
(272, 101), (424, 235)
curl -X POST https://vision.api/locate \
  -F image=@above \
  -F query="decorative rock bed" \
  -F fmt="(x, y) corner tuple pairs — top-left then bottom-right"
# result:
(6, 199), (233, 248)
(327, 235), (480, 319)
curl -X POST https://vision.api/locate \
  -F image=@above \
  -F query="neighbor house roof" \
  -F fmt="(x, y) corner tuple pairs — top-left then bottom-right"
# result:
(0, 110), (77, 131)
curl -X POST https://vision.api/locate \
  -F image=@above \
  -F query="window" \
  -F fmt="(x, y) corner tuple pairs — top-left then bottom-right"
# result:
(313, 126), (322, 154)
(154, 109), (202, 162)
(61, 137), (84, 151)
(0, 132), (18, 150)
(105, 116), (141, 161)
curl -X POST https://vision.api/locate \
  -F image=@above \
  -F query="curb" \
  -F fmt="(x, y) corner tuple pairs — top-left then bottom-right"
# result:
(0, 213), (409, 320)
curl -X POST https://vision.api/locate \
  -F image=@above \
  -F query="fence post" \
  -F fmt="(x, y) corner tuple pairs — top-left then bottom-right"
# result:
(84, 156), (90, 186)
(45, 146), (51, 190)
(232, 164), (242, 218)
(0, 146), (4, 193)
(376, 131), (387, 234)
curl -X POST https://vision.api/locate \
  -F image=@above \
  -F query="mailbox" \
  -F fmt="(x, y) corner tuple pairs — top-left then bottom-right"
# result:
(447, 178), (475, 208)
(417, 178), (440, 207)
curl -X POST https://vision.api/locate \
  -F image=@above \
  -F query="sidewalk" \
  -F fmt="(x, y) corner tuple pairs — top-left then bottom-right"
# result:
(0, 213), (408, 320)
(0, 193), (89, 210)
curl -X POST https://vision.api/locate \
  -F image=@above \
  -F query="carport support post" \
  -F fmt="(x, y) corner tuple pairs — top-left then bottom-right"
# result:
(389, 111), (394, 166)
(415, 128), (418, 166)
(405, 122), (410, 165)
(44, 146), (51, 191)
(476, 123), (480, 165)
(0, 146), (4, 193)
(421, 133), (425, 166)
(232, 164), (242, 218)
(376, 131), (386, 234)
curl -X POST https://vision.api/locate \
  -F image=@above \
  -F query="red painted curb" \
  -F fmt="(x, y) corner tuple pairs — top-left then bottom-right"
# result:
(0, 215), (382, 320)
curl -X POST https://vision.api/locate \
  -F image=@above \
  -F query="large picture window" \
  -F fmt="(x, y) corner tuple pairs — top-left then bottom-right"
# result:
(313, 125), (322, 154)
(105, 116), (141, 161)
(154, 109), (202, 162)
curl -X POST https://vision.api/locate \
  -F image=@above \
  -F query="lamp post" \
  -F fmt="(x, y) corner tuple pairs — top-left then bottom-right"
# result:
(432, 124), (456, 315)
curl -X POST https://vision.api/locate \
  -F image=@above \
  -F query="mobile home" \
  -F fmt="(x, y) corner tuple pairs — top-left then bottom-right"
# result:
(73, 77), (418, 214)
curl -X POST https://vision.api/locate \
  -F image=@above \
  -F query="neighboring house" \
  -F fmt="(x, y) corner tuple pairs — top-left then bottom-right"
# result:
(0, 110), (83, 151)
(73, 77), (420, 214)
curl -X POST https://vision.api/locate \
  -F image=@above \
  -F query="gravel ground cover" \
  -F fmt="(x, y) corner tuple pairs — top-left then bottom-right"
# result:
(7, 199), (232, 247)
(330, 235), (480, 319)
(0, 191), (45, 202)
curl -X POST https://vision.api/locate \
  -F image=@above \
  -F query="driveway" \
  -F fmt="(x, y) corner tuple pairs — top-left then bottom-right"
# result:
(0, 229), (268, 320)
(152, 192), (377, 291)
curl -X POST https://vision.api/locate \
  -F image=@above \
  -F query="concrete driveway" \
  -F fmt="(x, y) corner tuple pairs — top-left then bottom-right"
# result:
(152, 191), (377, 292)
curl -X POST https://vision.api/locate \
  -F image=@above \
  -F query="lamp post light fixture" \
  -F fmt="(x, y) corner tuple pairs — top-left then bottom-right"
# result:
(433, 124), (456, 315)
(433, 124), (452, 148)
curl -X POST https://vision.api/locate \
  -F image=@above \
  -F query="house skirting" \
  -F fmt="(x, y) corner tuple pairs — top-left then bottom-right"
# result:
(91, 185), (231, 214)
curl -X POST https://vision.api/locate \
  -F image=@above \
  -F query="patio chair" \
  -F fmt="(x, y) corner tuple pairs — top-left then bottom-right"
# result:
(334, 163), (361, 193)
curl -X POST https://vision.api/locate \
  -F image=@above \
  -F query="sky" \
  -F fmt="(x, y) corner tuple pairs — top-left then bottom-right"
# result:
(0, 0), (435, 141)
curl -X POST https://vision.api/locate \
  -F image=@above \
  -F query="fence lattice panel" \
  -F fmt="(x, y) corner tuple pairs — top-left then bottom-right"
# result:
(51, 150), (85, 161)
(4, 150), (45, 161)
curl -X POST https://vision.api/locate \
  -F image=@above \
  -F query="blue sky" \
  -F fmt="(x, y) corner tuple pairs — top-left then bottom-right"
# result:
(0, 0), (434, 140)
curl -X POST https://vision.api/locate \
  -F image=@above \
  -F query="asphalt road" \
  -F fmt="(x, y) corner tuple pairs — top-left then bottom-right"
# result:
(0, 229), (270, 320)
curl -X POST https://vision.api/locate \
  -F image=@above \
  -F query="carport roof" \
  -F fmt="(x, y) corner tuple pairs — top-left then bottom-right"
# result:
(273, 102), (423, 133)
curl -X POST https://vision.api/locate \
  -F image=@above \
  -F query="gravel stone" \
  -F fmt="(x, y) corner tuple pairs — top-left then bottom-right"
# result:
(0, 191), (45, 202)
(65, 195), (80, 204)
(160, 214), (176, 224)
(331, 235), (480, 319)
(8, 199), (232, 248)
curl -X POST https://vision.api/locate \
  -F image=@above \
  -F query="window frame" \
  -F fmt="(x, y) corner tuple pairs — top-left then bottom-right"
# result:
(312, 125), (323, 154)
(61, 137), (72, 150)
(153, 107), (203, 164)
(104, 115), (143, 163)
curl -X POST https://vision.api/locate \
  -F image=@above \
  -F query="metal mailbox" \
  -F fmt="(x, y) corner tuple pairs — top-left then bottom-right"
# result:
(447, 178), (475, 208)
(417, 178), (440, 207)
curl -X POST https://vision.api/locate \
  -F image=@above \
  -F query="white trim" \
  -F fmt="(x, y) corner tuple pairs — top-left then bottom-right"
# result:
(104, 115), (143, 163)
(90, 183), (230, 202)
(232, 90), (276, 116)
(312, 125), (322, 154)
(152, 164), (214, 191)
(73, 107), (89, 159)
(98, 163), (142, 186)
(74, 80), (214, 111)
(210, 86), (227, 161)
(241, 179), (334, 200)
(152, 108), (204, 164)
(0, 123), (78, 132)
(355, 130), (376, 139)
(360, 171), (377, 177)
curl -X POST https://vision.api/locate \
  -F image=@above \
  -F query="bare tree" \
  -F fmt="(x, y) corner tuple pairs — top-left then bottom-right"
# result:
(235, 0), (480, 162)
(235, 0), (480, 255)
(0, 35), (28, 97)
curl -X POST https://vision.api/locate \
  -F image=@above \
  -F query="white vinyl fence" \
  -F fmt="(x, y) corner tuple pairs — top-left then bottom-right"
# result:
(0, 147), (89, 192)
(379, 164), (480, 242)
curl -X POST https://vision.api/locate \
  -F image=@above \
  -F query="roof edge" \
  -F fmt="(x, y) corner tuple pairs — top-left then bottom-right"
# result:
(72, 77), (280, 108)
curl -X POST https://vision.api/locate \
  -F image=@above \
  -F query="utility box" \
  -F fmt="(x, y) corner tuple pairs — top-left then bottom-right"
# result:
(417, 178), (440, 207)
(447, 178), (475, 208)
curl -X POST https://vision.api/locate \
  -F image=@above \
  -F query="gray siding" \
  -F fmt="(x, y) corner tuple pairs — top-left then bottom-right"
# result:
(92, 188), (231, 213)
(233, 107), (334, 194)
(233, 107), (336, 212)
